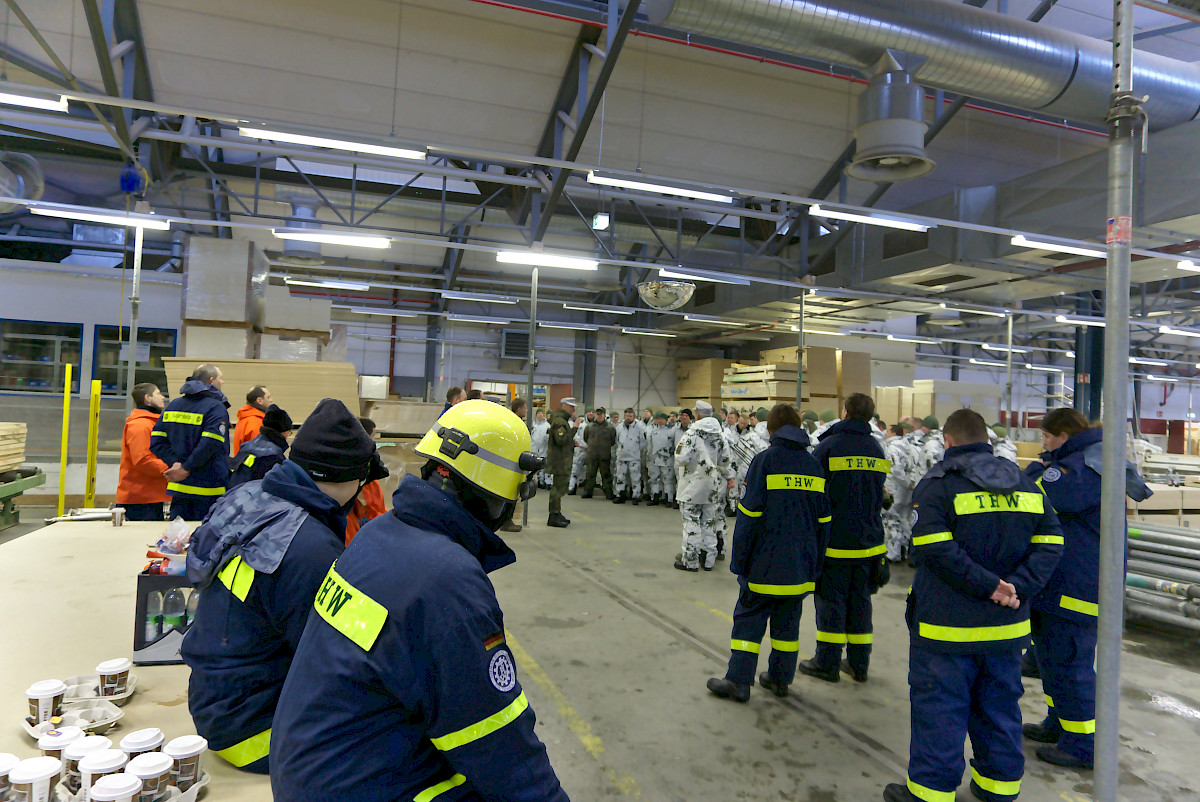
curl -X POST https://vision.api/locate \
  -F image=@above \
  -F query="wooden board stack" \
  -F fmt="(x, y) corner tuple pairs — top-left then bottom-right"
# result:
(721, 363), (807, 404)
(0, 422), (27, 473)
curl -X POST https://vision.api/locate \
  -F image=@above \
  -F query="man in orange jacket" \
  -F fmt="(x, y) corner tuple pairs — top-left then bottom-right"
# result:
(117, 383), (170, 521)
(345, 417), (388, 544)
(232, 385), (272, 455)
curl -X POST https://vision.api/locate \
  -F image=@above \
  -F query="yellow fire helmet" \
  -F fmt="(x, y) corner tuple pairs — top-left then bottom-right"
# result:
(415, 399), (545, 502)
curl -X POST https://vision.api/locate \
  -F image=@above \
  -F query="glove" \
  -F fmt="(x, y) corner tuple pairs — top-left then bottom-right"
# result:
(869, 556), (891, 594)
(881, 489), (894, 511)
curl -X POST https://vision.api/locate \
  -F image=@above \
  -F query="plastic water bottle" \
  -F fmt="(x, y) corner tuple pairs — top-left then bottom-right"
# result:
(163, 588), (187, 632)
(186, 588), (200, 628)
(144, 591), (163, 643)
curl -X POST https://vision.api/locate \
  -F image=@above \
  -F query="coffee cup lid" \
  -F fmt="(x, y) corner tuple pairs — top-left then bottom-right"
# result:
(9, 756), (62, 784)
(0, 753), (19, 774)
(95, 658), (132, 675)
(88, 773), (144, 801)
(163, 736), (207, 759)
(125, 753), (171, 777)
(64, 736), (112, 760)
(119, 728), (163, 751)
(78, 749), (128, 773)
(38, 726), (84, 750)
(25, 679), (67, 698)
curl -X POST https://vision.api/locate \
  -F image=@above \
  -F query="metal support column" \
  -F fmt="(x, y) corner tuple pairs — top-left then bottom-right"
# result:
(795, 292), (806, 406)
(524, 267), (539, 526)
(1097, 2), (1140, 798)
(124, 224), (144, 402)
(1005, 314), (1015, 432)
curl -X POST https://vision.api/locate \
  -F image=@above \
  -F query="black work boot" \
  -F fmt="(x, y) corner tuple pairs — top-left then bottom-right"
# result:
(840, 660), (868, 683)
(797, 659), (840, 683)
(674, 559), (698, 572)
(1022, 722), (1061, 743)
(631, 496), (639, 506)
(1036, 745), (1093, 770)
(882, 783), (919, 802)
(706, 677), (750, 703)
(647, 495), (659, 507)
(758, 672), (788, 698)
(547, 513), (570, 528)
(568, 487), (577, 496)
(580, 491), (592, 499)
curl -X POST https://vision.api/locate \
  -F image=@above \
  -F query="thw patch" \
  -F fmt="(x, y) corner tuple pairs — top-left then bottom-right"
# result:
(314, 564), (388, 652)
(1042, 467), (1062, 483)
(489, 650), (517, 692)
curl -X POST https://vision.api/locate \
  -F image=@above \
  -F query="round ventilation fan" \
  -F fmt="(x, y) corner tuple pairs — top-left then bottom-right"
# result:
(637, 280), (695, 311)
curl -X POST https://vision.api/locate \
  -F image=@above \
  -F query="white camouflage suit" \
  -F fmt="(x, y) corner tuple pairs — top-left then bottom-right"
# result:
(990, 432), (1019, 464)
(613, 420), (646, 498)
(647, 422), (677, 502)
(917, 429), (946, 479)
(569, 419), (589, 492)
(883, 434), (921, 561)
(530, 417), (550, 486)
(674, 415), (736, 570)
(725, 424), (768, 513)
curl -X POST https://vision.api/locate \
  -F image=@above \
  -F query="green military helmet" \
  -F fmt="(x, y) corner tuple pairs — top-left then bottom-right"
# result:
(819, 409), (836, 423)
(802, 410), (819, 422)
(991, 424), (1008, 437)
(756, 407), (770, 420)
(922, 415), (940, 430)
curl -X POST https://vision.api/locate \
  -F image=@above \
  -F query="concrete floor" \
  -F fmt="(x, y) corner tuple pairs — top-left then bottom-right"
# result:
(497, 492), (1200, 802)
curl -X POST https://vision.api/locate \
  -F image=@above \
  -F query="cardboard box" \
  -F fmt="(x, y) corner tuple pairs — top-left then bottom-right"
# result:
(837, 350), (872, 398)
(806, 347), (839, 397)
(720, 381), (801, 401)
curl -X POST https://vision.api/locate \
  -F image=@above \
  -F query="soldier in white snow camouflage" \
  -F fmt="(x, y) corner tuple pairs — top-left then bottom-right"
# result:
(883, 422), (921, 561)
(613, 409), (646, 503)
(646, 412), (676, 505)
(674, 401), (737, 571)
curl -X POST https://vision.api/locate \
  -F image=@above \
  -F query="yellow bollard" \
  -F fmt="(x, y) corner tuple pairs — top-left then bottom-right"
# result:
(58, 364), (72, 516)
(84, 380), (101, 509)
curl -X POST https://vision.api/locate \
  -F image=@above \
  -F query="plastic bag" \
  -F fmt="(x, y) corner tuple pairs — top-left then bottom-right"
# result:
(157, 518), (192, 555)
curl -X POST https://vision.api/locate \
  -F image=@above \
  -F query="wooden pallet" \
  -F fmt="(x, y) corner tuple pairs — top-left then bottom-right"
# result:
(722, 381), (799, 400)
(722, 363), (798, 383)
(0, 423), (27, 473)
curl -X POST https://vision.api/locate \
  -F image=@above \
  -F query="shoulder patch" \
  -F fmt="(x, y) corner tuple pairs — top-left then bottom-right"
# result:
(1042, 467), (1062, 483)
(484, 631), (506, 651)
(909, 508), (919, 527)
(314, 564), (388, 651)
(488, 649), (517, 692)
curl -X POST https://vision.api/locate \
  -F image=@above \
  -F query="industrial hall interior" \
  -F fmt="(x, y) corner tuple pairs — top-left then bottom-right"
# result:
(6, 0), (1200, 800)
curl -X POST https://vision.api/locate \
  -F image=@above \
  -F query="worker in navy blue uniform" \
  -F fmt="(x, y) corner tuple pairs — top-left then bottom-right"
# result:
(228, 405), (292, 489)
(269, 400), (570, 802)
(884, 409), (1063, 802)
(799, 393), (889, 684)
(1021, 409), (1150, 771)
(150, 363), (231, 521)
(707, 404), (831, 703)
(182, 399), (386, 774)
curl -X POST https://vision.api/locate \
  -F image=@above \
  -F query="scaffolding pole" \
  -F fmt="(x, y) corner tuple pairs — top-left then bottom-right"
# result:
(524, 266), (538, 528)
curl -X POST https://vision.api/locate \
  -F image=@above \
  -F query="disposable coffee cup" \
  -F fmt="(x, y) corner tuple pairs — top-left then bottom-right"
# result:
(62, 735), (111, 794)
(0, 752), (20, 800)
(111, 508), (125, 527)
(124, 753), (171, 802)
(95, 658), (133, 697)
(162, 735), (207, 791)
(78, 749), (127, 796)
(37, 725), (83, 760)
(7, 756), (61, 802)
(25, 680), (67, 725)
(87, 773), (143, 802)
(118, 729), (163, 759)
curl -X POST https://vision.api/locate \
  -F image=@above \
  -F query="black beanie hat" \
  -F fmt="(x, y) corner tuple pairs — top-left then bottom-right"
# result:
(290, 399), (376, 482)
(261, 404), (293, 434)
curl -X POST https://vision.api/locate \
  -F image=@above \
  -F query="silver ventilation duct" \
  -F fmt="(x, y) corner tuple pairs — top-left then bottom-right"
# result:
(0, 153), (44, 213)
(645, 0), (1200, 130)
(278, 202), (323, 265)
(846, 57), (935, 182)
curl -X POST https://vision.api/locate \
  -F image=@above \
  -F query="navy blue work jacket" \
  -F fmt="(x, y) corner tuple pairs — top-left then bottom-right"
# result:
(150, 379), (231, 498)
(228, 431), (287, 490)
(813, 418), (888, 560)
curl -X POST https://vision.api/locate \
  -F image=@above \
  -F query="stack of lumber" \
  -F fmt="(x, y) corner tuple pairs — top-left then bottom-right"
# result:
(164, 358), (359, 425)
(721, 363), (805, 403)
(677, 358), (735, 409)
(0, 423), (27, 472)
(365, 400), (445, 436)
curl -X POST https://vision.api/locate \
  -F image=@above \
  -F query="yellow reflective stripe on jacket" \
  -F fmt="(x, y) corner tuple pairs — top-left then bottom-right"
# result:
(414, 774), (467, 802)
(217, 556), (255, 603)
(746, 581), (815, 596)
(818, 515), (832, 524)
(847, 633), (873, 645)
(1045, 694), (1055, 708)
(918, 620), (1031, 643)
(162, 410), (204, 425)
(827, 456), (892, 474)
(1059, 717), (1096, 734)
(825, 544), (886, 559)
(215, 728), (270, 768)
(815, 631), (847, 644)
(765, 474), (826, 492)
(1032, 534), (1064, 545)
(731, 639), (761, 654)
(243, 453), (256, 468)
(907, 778), (954, 802)
(150, 431), (167, 437)
(167, 482), (226, 496)
(1060, 595), (1099, 617)
(314, 566), (389, 651)
(737, 503), (762, 518)
(912, 531), (952, 546)
(953, 491), (1044, 516)
(430, 692), (529, 751)
(971, 768), (1021, 797)
(770, 638), (799, 652)
(201, 431), (225, 443)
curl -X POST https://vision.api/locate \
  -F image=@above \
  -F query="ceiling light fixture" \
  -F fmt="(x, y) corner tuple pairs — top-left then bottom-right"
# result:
(29, 203), (171, 230)
(586, 170), (735, 205)
(970, 358), (1008, 368)
(1028, 364), (1065, 373)
(982, 343), (1030, 354)
(1011, 235), (1105, 259)
(955, 307), (1009, 318)
(446, 313), (512, 325)
(238, 126), (426, 161)
(343, 307), (418, 318)
(803, 328), (848, 337)
(809, 204), (932, 233)
(887, 334), (936, 344)
(592, 212), (611, 231)
(539, 321), (600, 331)
(1144, 374), (1178, 382)
(285, 277), (372, 291)
(1055, 315), (1106, 328)
(273, 229), (391, 249)
(0, 90), (69, 112)
(685, 314), (747, 327)
(497, 250), (599, 270)
(658, 267), (751, 286)
(1130, 356), (1170, 366)
(1159, 326), (1200, 338)
(562, 302), (635, 316)
(622, 327), (676, 338)
(441, 290), (519, 305)
(1174, 259), (1200, 272)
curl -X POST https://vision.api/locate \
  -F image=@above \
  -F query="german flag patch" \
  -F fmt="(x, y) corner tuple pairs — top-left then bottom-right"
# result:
(484, 631), (506, 651)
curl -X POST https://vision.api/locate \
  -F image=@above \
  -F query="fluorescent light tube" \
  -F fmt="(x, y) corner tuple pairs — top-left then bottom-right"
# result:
(970, 359), (1008, 367)
(1130, 356), (1170, 366)
(539, 321), (599, 331)
(1067, 351), (1076, 358)
(887, 334), (935, 344)
(586, 171), (735, 204)
(441, 290), (518, 305)
(955, 308), (1009, 318)
(658, 267), (751, 286)
(803, 328), (848, 337)
(0, 90), (68, 112)
(1145, 374), (1178, 382)
(345, 307), (417, 318)
(982, 343), (1030, 354)
(1028, 365), (1064, 372)
(562, 302), (635, 316)
(685, 315), (746, 327)
(622, 327), (675, 337)
(592, 212), (611, 231)
(1055, 315), (1105, 328)
(447, 313), (511, 325)
(497, 250), (598, 270)
(273, 229), (391, 249)
(1175, 260), (1200, 272)
(285, 277), (371, 291)
(1011, 235), (1104, 259)
(30, 203), (171, 230)
(1159, 326), (1200, 338)
(809, 204), (931, 233)
(239, 126), (426, 161)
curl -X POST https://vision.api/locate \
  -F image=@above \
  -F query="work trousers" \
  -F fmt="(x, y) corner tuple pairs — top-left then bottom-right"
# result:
(907, 644), (1025, 802)
(613, 459), (641, 498)
(725, 583), (804, 687)
(640, 458), (650, 499)
(123, 502), (165, 522)
(813, 561), (874, 672)
(582, 455), (613, 498)
(548, 469), (569, 515)
(569, 449), (587, 491)
(679, 502), (722, 569)
(169, 495), (219, 522)
(647, 462), (674, 501)
(1032, 611), (1097, 762)
(883, 504), (912, 561)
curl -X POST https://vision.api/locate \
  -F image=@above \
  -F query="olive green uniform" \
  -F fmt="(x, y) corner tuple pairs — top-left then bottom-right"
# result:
(546, 408), (574, 515)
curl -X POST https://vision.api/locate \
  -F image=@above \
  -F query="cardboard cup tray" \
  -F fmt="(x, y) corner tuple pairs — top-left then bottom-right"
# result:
(22, 700), (124, 740)
(61, 673), (139, 707)
(56, 771), (210, 802)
